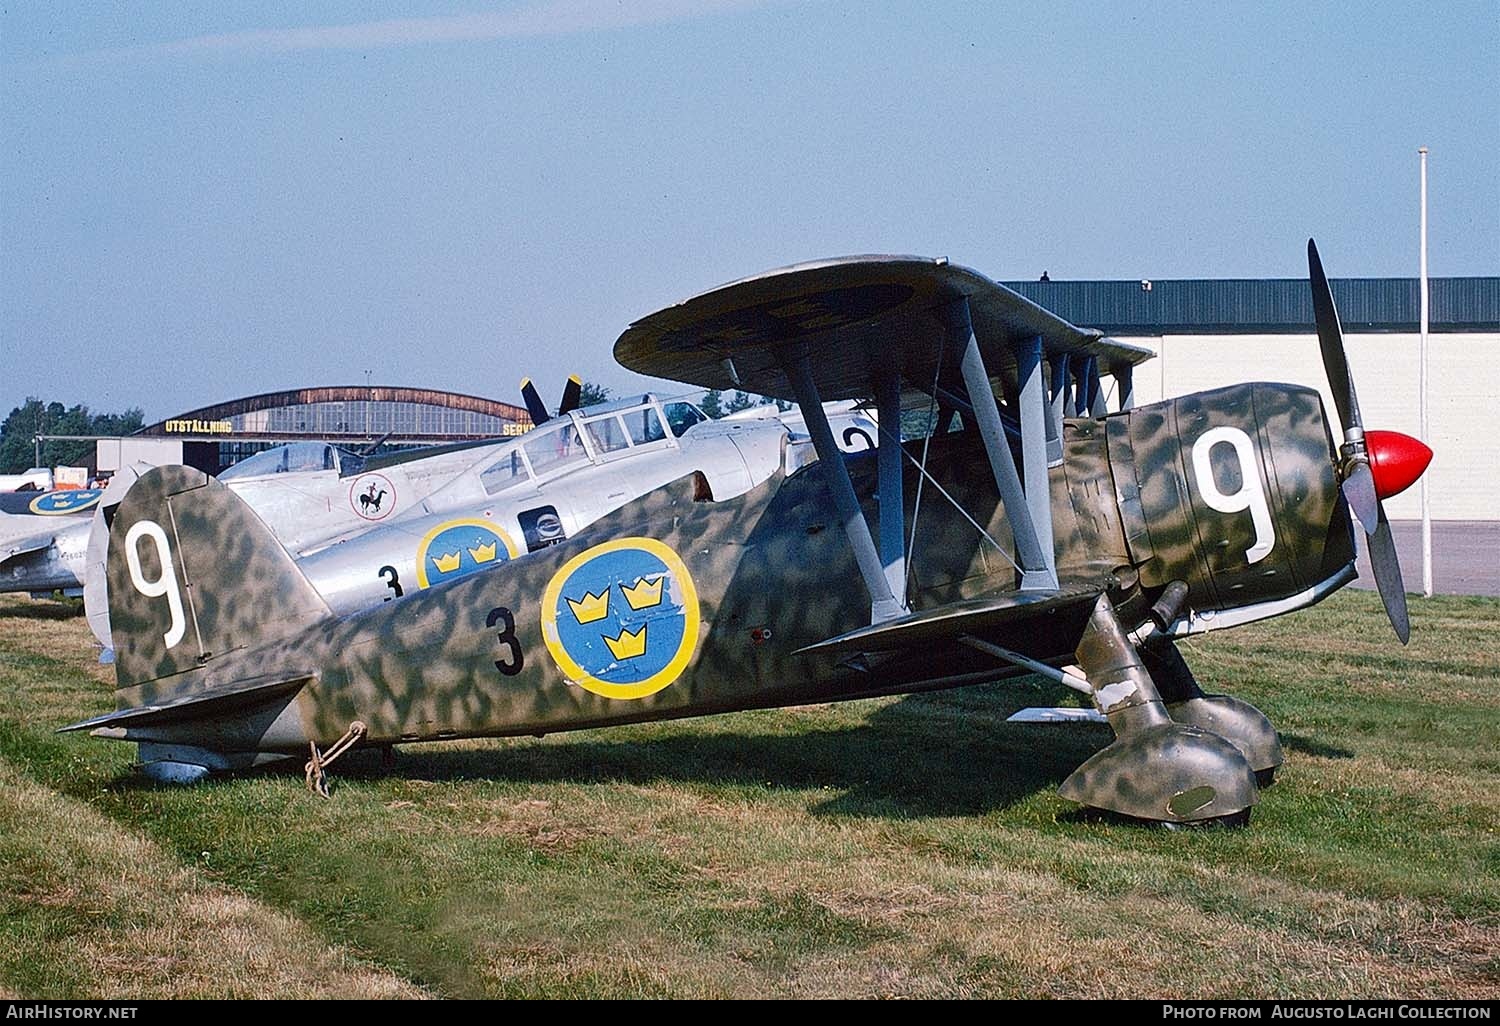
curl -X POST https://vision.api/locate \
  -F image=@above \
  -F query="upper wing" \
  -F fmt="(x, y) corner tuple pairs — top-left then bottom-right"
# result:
(614, 256), (1152, 400)
(618, 256), (1146, 624)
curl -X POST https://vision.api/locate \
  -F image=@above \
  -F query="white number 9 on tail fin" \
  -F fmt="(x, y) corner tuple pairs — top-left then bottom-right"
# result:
(124, 519), (186, 649)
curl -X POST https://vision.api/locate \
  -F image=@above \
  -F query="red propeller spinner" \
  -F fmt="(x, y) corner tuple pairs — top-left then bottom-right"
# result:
(1365, 430), (1433, 500)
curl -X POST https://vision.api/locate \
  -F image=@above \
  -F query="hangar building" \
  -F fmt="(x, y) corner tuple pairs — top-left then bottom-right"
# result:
(98, 385), (531, 477)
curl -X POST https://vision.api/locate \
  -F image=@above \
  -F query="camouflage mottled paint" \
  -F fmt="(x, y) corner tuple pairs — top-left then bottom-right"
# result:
(1107, 383), (1353, 611)
(77, 380), (1358, 822)
(1056, 722), (1258, 822)
(1141, 638), (1284, 776)
(106, 466), (330, 698)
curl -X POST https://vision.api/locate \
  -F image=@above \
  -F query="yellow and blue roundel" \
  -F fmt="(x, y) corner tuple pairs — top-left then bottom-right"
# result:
(414, 518), (518, 589)
(30, 489), (103, 516)
(541, 537), (700, 701)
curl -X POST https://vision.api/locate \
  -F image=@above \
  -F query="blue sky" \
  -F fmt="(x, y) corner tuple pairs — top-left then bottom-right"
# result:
(3, 1), (1496, 420)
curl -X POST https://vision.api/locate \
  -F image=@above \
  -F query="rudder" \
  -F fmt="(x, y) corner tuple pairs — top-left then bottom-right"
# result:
(107, 466), (330, 690)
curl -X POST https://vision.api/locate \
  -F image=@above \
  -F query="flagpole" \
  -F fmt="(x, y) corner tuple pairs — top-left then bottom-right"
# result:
(1419, 146), (1433, 599)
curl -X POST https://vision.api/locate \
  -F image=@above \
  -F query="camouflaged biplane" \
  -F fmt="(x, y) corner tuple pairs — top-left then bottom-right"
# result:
(63, 241), (1432, 826)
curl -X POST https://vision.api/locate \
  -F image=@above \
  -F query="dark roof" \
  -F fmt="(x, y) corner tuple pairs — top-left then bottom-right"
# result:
(999, 277), (1500, 334)
(135, 385), (530, 438)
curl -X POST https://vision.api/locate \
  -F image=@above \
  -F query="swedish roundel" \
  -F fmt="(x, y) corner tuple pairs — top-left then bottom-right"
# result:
(541, 537), (700, 701)
(414, 518), (517, 589)
(30, 489), (103, 516)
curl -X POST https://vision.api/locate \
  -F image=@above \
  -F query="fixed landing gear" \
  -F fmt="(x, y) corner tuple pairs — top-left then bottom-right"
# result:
(1139, 638), (1285, 785)
(1158, 808), (1254, 830)
(1056, 596), (1260, 825)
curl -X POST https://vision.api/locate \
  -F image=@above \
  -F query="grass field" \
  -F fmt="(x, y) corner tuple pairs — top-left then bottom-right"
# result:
(0, 590), (1495, 999)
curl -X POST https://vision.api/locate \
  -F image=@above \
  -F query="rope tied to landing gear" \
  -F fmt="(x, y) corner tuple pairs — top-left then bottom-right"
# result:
(304, 721), (366, 798)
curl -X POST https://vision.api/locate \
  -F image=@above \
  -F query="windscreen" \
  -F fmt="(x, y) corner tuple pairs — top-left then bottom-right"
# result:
(220, 443), (335, 480)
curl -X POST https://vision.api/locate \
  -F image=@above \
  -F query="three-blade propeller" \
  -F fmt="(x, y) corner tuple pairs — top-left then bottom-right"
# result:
(1308, 238), (1428, 644)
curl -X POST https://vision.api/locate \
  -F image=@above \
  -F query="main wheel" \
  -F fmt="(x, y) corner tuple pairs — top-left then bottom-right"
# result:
(1158, 808), (1253, 831)
(1072, 806), (1253, 830)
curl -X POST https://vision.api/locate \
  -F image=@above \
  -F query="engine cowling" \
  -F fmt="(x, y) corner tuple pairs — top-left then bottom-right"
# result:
(1106, 382), (1356, 615)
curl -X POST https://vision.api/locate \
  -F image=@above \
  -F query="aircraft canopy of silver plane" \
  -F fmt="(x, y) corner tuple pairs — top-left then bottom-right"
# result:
(64, 242), (1430, 828)
(286, 392), (874, 617)
(217, 441), (361, 480)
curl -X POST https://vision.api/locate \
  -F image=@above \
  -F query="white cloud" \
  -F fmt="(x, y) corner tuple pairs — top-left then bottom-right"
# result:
(131, 0), (780, 58)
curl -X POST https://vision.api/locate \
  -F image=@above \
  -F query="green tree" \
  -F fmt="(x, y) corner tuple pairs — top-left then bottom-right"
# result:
(0, 398), (144, 474)
(698, 390), (790, 419)
(723, 391), (759, 414)
(577, 381), (613, 407)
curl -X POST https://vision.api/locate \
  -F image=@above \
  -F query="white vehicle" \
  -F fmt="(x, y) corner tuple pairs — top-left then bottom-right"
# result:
(0, 467), (54, 492)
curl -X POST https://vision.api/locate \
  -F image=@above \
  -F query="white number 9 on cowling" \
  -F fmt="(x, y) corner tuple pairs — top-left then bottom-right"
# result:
(1190, 426), (1276, 565)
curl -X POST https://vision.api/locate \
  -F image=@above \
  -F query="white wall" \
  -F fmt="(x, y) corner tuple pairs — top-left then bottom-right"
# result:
(96, 438), (183, 473)
(1115, 332), (1499, 521)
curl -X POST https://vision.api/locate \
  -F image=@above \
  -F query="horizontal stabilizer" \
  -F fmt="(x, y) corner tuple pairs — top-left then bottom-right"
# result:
(795, 586), (1103, 659)
(2, 530), (54, 563)
(1007, 707), (1107, 724)
(58, 671), (313, 734)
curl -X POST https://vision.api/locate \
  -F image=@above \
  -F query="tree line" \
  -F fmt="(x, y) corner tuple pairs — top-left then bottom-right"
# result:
(0, 399), (144, 474)
(697, 389), (791, 418)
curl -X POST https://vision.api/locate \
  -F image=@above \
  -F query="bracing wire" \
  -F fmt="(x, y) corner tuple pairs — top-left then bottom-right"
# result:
(897, 342), (1024, 581)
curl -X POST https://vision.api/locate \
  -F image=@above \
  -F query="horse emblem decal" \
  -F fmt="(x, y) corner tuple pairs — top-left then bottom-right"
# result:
(348, 473), (396, 521)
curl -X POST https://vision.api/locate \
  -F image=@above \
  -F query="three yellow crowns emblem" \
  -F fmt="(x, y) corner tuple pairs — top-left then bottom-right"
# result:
(622, 576), (663, 609)
(565, 575), (666, 660)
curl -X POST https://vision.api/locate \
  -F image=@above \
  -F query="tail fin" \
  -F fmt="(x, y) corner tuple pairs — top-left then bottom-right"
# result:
(106, 466), (330, 690)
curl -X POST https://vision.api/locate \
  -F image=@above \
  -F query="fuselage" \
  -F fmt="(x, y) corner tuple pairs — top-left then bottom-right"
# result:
(97, 382), (1354, 768)
(88, 397), (878, 634)
(293, 399), (797, 615)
